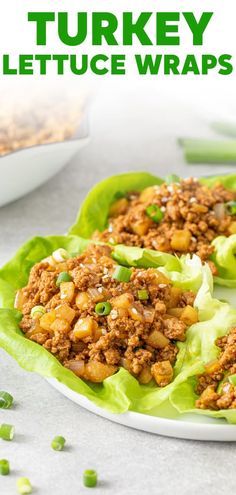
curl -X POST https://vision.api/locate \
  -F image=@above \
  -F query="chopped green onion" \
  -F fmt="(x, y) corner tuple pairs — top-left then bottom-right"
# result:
(52, 248), (69, 263)
(229, 374), (236, 386)
(30, 305), (46, 319)
(112, 266), (132, 283)
(227, 201), (236, 215)
(138, 289), (149, 301)
(0, 424), (15, 441)
(146, 205), (164, 223)
(51, 436), (66, 451)
(211, 121), (236, 138)
(179, 138), (236, 164)
(17, 477), (32, 494)
(0, 391), (13, 409)
(95, 302), (112, 316)
(56, 272), (72, 287)
(83, 470), (97, 488)
(0, 459), (10, 476)
(165, 174), (180, 184)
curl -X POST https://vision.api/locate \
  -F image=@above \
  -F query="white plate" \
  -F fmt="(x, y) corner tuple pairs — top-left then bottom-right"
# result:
(48, 378), (236, 442)
(0, 137), (89, 207)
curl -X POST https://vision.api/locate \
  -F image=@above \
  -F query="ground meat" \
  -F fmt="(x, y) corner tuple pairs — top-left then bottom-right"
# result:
(16, 244), (198, 386)
(196, 327), (236, 410)
(94, 178), (236, 273)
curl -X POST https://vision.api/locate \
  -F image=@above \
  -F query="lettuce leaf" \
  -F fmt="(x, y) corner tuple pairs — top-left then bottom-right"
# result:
(69, 172), (163, 237)
(0, 234), (222, 417)
(68, 171), (236, 287)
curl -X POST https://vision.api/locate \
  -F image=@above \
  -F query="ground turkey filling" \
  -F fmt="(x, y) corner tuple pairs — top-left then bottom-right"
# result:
(94, 178), (236, 274)
(15, 244), (198, 386)
(196, 328), (236, 410)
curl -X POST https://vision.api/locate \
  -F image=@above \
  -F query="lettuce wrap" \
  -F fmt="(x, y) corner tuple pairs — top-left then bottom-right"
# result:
(0, 234), (232, 418)
(69, 171), (236, 288)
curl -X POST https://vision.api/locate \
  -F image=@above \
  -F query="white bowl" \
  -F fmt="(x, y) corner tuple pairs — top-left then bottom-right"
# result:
(0, 133), (89, 207)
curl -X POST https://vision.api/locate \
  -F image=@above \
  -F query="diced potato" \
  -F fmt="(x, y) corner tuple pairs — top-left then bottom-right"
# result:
(229, 222), (236, 235)
(151, 360), (173, 387)
(139, 187), (156, 203)
(170, 230), (191, 252)
(112, 293), (134, 309)
(26, 322), (48, 338)
(55, 304), (76, 324)
(167, 287), (182, 308)
(51, 318), (70, 333)
(60, 281), (75, 303)
(138, 366), (153, 384)
(205, 359), (222, 375)
(180, 305), (198, 326)
(146, 330), (170, 349)
(83, 360), (117, 382)
(128, 305), (144, 322)
(109, 198), (129, 217)
(40, 310), (56, 331)
(168, 308), (184, 318)
(76, 292), (91, 310)
(152, 270), (171, 285)
(73, 317), (97, 340)
(14, 289), (27, 311)
(131, 219), (152, 236)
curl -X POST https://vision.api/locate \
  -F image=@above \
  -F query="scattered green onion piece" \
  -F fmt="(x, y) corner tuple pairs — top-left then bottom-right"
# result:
(30, 305), (46, 319)
(112, 266), (132, 283)
(229, 374), (236, 387)
(83, 470), (97, 488)
(137, 289), (149, 301)
(17, 477), (32, 494)
(227, 201), (236, 216)
(0, 391), (13, 409)
(146, 204), (164, 223)
(95, 302), (112, 316)
(56, 272), (72, 287)
(165, 174), (180, 184)
(180, 138), (236, 164)
(0, 424), (15, 441)
(211, 121), (236, 138)
(51, 435), (66, 451)
(52, 248), (69, 263)
(0, 459), (10, 476)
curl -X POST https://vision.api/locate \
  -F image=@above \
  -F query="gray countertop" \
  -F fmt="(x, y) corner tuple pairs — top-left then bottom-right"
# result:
(1, 90), (236, 495)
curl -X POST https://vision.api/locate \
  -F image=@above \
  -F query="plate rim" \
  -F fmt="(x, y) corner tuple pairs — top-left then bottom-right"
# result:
(48, 378), (236, 442)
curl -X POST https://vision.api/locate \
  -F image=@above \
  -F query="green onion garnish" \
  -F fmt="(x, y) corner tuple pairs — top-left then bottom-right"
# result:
(17, 477), (33, 494)
(137, 289), (149, 301)
(165, 174), (180, 184)
(0, 424), (15, 441)
(95, 302), (112, 316)
(0, 459), (10, 476)
(51, 435), (66, 451)
(112, 266), (132, 283)
(56, 272), (72, 287)
(179, 138), (236, 164)
(83, 469), (97, 488)
(30, 305), (46, 319)
(52, 248), (69, 262)
(229, 374), (236, 386)
(146, 205), (164, 223)
(0, 391), (13, 409)
(227, 201), (236, 215)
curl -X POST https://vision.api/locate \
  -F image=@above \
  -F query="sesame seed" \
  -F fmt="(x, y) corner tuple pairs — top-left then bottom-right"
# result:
(110, 310), (118, 320)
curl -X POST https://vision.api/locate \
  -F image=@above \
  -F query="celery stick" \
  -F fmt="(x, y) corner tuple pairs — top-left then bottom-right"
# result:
(181, 139), (236, 164)
(211, 122), (236, 138)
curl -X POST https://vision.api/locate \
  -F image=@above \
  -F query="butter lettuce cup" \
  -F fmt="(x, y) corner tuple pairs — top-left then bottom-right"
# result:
(69, 172), (236, 287)
(0, 233), (235, 418)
